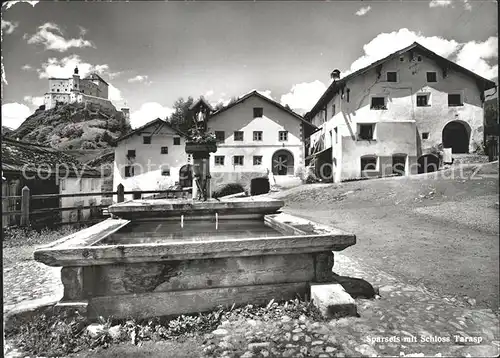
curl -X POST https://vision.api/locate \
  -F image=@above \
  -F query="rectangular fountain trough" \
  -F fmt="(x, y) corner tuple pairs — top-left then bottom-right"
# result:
(34, 197), (356, 319)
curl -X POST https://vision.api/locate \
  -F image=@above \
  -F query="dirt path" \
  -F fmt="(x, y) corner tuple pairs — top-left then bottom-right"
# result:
(272, 164), (499, 311)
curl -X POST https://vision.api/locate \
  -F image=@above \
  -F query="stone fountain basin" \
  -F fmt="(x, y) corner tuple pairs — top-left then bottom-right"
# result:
(107, 197), (286, 219)
(34, 200), (356, 320)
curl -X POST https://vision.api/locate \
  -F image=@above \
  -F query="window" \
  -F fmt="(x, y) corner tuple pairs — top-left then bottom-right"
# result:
(234, 131), (244, 141)
(215, 131), (225, 142)
(173, 137), (181, 145)
(399, 56), (404, 62)
(57, 89), (60, 92)
(357, 124), (375, 141)
(161, 168), (170, 176)
(422, 132), (429, 140)
(346, 89), (350, 102)
(361, 156), (377, 171)
(426, 72), (437, 83)
(161, 146), (168, 154)
(143, 136), (152, 144)
(331, 104), (336, 116)
(253, 156), (263, 165)
(233, 156), (244, 166)
(387, 72), (398, 82)
(279, 131), (288, 141)
(370, 97), (387, 110)
(125, 166), (134, 177)
(127, 149), (136, 159)
(448, 93), (463, 107)
(253, 131), (263, 141)
(215, 156), (225, 165)
(416, 94), (429, 107)
(253, 107), (263, 118)
(334, 127), (338, 144)
(417, 55), (422, 62)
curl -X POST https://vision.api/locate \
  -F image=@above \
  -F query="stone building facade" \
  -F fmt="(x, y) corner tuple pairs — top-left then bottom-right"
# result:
(305, 42), (496, 182)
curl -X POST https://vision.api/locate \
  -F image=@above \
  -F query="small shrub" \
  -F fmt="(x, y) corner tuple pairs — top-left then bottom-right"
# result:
(81, 141), (97, 149)
(212, 182), (245, 198)
(6, 296), (324, 357)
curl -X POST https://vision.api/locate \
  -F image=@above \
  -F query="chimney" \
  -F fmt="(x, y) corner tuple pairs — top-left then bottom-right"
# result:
(330, 69), (341, 81)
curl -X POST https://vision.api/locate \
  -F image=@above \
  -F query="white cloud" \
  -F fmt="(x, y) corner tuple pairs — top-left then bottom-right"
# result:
(204, 89), (214, 97)
(355, 6), (371, 16)
(129, 102), (174, 129)
(2, 0), (39, 10)
(1, 19), (18, 34)
(127, 75), (150, 84)
(280, 80), (327, 114)
(463, 0), (472, 10)
(429, 0), (453, 8)
(108, 84), (123, 103)
(23, 95), (44, 109)
(26, 22), (93, 52)
(455, 36), (498, 80)
(37, 54), (108, 79)
(107, 71), (123, 79)
(342, 28), (460, 78)
(1, 57), (7, 85)
(211, 98), (231, 108)
(21, 64), (32, 71)
(1, 102), (32, 129)
(255, 89), (274, 100)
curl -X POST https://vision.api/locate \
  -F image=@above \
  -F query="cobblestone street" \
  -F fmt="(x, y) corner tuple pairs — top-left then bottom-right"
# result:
(4, 245), (499, 357)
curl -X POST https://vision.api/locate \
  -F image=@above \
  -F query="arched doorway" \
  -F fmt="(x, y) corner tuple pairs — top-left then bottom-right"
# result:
(272, 150), (294, 176)
(179, 164), (192, 188)
(417, 154), (439, 174)
(442, 121), (470, 154)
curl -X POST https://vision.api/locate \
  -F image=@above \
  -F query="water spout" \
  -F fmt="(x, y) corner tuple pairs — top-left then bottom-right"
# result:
(181, 214), (184, 229)
(215, 212), (218, 230)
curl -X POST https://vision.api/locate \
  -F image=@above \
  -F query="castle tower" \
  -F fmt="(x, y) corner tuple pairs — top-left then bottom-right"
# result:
(72, 66), (80, 91)
(121, 105), (130, 125)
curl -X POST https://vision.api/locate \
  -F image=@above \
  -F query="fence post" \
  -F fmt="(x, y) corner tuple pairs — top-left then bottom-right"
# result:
(21, 186), (30, 227)
(117, 184), (124, 203)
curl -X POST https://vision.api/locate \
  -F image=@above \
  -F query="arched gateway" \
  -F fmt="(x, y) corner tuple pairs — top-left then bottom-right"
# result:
(442, 121), (470, 154)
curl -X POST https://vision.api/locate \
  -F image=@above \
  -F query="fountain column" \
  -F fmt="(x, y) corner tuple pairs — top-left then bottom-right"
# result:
(191, 151), (211, 201)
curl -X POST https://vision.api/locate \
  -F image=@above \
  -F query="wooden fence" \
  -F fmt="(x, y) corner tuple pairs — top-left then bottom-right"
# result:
(2, 184), (191, 228)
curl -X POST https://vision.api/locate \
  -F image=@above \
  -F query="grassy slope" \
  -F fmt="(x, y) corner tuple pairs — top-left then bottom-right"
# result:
(272, 162), (499, 310)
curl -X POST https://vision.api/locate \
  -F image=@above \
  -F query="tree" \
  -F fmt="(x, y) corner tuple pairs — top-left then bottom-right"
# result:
(168, 97), (195, 133)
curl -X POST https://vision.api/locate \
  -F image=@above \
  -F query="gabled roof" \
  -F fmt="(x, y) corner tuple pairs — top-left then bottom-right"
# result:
(1, 137), (100, 177)
(84, 72), (109, 86)
(115, 118), (188, 143)
(209, 90), (317, 129)
(189, 97), (214, 112)
(306, 42), (497, 120)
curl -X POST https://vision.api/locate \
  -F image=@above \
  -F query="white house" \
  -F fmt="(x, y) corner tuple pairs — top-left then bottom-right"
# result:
(205, 91), (317, 188)
(305, 42), (496, 182)
(112, 118), (190, 201)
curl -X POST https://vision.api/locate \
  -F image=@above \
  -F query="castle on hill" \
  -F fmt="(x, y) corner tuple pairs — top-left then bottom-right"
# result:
(43, 67), (129, 120)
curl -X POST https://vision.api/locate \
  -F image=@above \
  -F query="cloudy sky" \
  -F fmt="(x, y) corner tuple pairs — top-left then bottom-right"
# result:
(1, 0), (498, 129)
